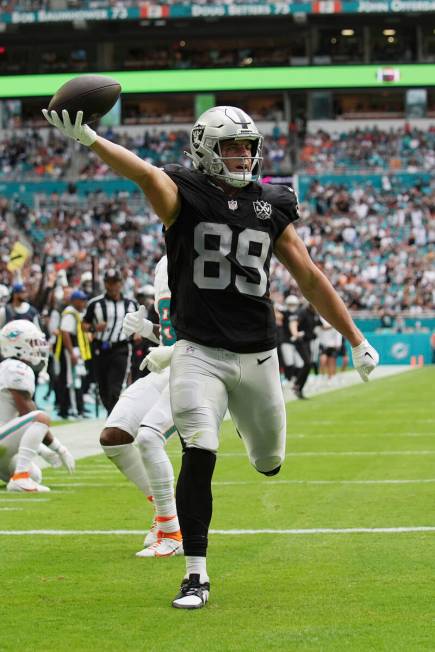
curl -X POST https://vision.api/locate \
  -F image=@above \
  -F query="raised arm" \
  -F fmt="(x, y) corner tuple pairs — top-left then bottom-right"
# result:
(42, 109), (180, 228)
(274, 224), (379, 381)
(90, 137), (180, 227)
(274, 224), (363, 346)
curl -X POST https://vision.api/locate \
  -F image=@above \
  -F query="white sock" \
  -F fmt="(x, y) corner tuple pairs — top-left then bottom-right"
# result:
(137, 428), (179, 535)
(185, 556), (208, 584)
(102, 443), (152, 496)
(15, 422), (49, 474)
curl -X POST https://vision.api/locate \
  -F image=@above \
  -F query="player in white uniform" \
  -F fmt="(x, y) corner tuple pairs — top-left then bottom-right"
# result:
(0, 320), (75, 492)
(318, 317), (342, 381)
(100, 256), (182, 557)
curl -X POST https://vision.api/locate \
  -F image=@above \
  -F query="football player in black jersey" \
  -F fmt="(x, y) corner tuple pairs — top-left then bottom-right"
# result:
(43, 105), (379, 610)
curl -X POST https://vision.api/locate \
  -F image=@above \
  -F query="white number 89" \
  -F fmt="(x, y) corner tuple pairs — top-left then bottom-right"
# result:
(193, 222), (271, 297)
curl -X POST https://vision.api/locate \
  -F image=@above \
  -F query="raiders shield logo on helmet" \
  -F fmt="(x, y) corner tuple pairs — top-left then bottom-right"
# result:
(252, 200), (272, 220)
(191, 125), (205, 150)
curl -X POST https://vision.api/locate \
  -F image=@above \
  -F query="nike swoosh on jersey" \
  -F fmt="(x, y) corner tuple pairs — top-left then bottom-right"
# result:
(257, 356), (272, 365)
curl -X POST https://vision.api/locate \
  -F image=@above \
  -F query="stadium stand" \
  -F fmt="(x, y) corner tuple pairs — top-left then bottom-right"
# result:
(270, 177), (434, 313)
(0, 128), (292, 180)
(0, 130), (72, 180)
(299, 127), (435, 174)
(0, 0), (432, 364)
(0, 126), (433, 314)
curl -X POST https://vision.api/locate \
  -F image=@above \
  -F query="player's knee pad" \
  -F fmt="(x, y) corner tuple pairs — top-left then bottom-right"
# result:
(100, 427), (133, 446)
(254, 455), (283, 476)
(136, 426), (163, 455)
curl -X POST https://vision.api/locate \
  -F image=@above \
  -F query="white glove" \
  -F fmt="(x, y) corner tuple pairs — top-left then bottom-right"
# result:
(351, 339), (379, 382)
(42, 109), (97, 147)
(38, 443), (62, 468)
(122, 305), (159, 343)
(56, 445), (76, 474)
(140, 344), (175, 373)
(48, 437), (75, 473)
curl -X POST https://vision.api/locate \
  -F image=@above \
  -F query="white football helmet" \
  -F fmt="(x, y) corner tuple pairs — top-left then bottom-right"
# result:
(188, 106), (263, 188)
(137, 284), (155, 298)
(285, 295), (300, 308)
(0, 320), (49, 372)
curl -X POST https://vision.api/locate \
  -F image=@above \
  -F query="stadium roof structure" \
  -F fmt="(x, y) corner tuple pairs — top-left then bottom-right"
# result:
(1, 1), (435, 24)
(0, 65), (434, 99)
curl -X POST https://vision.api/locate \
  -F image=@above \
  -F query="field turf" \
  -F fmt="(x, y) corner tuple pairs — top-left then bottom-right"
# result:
(2, 367), (435, 651)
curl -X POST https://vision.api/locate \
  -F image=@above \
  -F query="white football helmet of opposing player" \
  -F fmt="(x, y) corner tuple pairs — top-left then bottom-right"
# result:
(0, 320), (49, 372)
(188, 106), (263, 188)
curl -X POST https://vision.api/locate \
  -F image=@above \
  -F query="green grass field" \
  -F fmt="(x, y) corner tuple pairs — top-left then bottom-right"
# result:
(2, 368), (435, 651)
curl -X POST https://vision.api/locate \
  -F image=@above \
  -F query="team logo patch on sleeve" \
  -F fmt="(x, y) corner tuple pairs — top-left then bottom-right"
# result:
(252, 200), (272, 220)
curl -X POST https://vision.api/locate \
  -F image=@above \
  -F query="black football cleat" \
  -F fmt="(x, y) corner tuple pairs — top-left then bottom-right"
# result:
(172, 573), (210, 610)
(293, 385), (307, 400)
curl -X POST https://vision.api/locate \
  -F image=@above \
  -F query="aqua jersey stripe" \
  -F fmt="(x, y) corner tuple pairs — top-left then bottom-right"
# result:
(0, 414), (37, 441)
(163, 426), (177, 441)
(157, 297), (177, 346)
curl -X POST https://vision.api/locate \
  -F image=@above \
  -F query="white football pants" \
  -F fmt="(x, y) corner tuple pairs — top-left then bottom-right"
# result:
(170, 339), (287, 473)
(105, 368), (176, 443)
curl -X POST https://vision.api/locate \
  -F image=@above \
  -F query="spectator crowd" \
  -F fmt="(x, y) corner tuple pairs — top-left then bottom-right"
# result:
(0, 124), (433, 317)
(299, 126), (435, 174)
(0, 127), (291, 179)
(3, 125), (434, 181)
(270, 176), (434, 314)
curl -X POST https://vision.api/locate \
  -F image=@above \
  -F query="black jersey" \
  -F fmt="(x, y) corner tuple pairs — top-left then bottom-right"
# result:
(295, 306), (321, 342)
(164, 165), (299, 353)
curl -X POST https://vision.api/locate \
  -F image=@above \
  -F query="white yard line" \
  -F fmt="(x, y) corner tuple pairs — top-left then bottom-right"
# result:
(82, 449), (433, 458)
(210, 450), (435, 457)
(0, 498), (50, 502)
(1, 526), (434, 536)
(0, 507), (22, 511)
(288, 450), (435, 457)
(47, 482), (124, 487)
(211, 527), (435, 535)
(213, 478), (435, 486)
(58, 470), (116, 475)
(43, 478), (435, 488)
(46, 491), (76, 494)
(213, 450), (435, 457)
(286, 433), (434, 438)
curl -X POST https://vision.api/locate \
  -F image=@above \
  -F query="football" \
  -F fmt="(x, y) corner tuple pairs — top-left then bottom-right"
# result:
(47, 75), (121, 124)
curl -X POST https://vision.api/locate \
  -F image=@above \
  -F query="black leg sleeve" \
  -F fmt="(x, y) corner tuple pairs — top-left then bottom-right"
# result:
(176, 447), (217, 557)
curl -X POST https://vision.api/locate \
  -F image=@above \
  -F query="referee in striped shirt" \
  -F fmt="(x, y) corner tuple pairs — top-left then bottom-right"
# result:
(83, 268), (137, 413)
